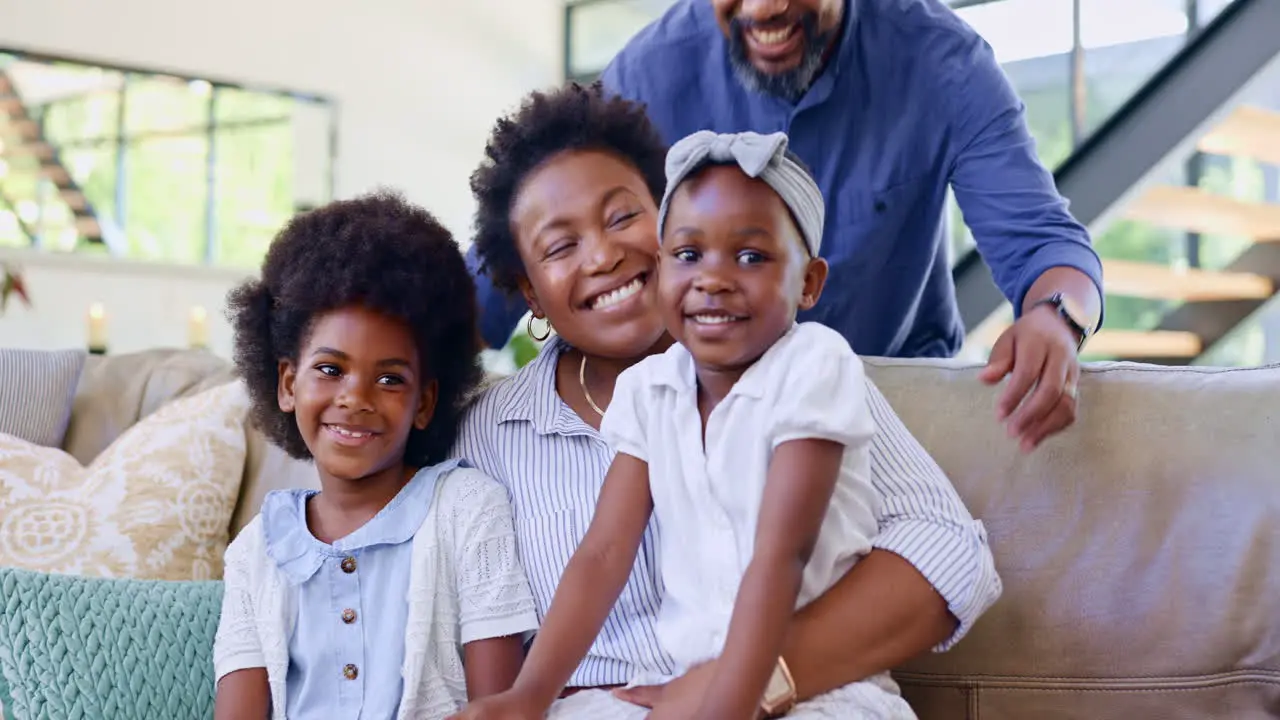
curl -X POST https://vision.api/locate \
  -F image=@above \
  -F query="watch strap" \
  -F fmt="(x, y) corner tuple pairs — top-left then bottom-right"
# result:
(760, 656), (798, 717)
(1032, 292), (1093, 353)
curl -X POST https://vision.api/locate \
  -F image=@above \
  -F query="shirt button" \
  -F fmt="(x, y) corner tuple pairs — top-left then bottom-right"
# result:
(343, 663), (359, 680)
(340, 556), (357, 573)
(341, 608), (357, 624)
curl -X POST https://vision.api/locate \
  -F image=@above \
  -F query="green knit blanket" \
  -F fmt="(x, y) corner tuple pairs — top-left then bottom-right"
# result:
(0, 567), (222, 720)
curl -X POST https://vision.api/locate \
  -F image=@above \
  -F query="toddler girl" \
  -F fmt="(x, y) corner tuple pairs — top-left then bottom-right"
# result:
(213, 191), (539, 719)
(453, 131), (917, 720)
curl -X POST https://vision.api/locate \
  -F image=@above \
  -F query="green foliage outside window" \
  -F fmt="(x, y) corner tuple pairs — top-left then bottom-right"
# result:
(0, 53), (332, 268)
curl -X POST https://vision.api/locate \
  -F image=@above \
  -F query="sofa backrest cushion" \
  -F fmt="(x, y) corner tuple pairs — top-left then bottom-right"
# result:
(866, 358), (1280, 718)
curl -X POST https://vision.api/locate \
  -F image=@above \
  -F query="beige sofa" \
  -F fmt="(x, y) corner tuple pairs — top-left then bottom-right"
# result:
(65, 349), (1280, 718)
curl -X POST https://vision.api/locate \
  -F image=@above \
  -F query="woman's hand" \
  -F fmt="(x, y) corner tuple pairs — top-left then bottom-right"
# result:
(611, 662), (717, 717)
(445, 689), (544, 720)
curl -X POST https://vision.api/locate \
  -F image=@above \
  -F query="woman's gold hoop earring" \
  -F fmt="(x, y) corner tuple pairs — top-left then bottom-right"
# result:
(526, 314), (552, 342)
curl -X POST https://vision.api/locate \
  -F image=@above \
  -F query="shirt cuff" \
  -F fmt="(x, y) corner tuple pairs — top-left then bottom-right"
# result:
(214, 652), (267, 684)
(1013, 242), (1106, 326)
(461, 609), (541, 646)
(873, 517), (1002, 652)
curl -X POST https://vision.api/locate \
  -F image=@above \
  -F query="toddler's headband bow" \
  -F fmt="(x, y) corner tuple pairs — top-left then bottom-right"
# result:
(657, 130), (824, 257)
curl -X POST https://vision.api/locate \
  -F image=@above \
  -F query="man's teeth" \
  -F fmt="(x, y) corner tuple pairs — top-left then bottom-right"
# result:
(751, 25), (795, 46)
(330, 425), (371, 438)
(591, 278), (643, 310)
(693, 314), (741, 325)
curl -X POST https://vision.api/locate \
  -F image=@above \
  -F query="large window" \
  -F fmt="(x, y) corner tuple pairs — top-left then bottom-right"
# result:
(0, 51), (335, 268)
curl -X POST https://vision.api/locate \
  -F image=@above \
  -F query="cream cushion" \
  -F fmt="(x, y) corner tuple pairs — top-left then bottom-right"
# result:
(0, 381), (249, 580)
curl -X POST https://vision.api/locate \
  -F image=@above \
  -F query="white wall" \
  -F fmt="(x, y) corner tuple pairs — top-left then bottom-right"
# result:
(0, 0), (563, 238)
(0, 247), (248, 356)
(0, 0), (564, 357)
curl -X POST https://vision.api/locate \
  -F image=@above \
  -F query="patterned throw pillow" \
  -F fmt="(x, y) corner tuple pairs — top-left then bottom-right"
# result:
(0, 348), (86, 448)
(0, 381), (249, 581)
(0, 567), (222, 720)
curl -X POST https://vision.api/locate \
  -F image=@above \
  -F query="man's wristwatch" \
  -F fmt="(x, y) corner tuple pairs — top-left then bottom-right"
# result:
(1031, 291), (1096, 353)
(760, 657), (797, 717)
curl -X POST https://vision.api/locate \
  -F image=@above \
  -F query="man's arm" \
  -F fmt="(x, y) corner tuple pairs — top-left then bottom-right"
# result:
(778, 379), (1001, 701)
(941, 33), (1103, 448)
(942, 34), (1104, 323)
(466, 243), (529, 349)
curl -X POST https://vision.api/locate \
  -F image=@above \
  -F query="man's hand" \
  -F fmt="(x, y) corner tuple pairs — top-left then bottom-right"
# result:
(979, 304), (1081, 452)
(611, 662), (718, 719)
(444, 690), (544, 720)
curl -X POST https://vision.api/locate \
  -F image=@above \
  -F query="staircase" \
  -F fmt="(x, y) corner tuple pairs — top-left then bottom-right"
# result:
(0, 68), (103, 247)
(968, 104), (1280, 362)
(955, 0), (1280, 365)
(1113, 108), (1280, 364)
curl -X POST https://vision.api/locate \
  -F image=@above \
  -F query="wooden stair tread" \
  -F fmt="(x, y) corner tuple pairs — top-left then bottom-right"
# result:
(39, 163), (72, 186)
(969, 323), (1201, 359)
(75, 215), (101, 238)
(1083, 329), (1201, 358)
(1124, 185), (1280, 240)
(1199, 105), (1280, 166)
(60, 188), (87, 211)
(1101, 258), (1273, 301)
(0, 139), (53, 160)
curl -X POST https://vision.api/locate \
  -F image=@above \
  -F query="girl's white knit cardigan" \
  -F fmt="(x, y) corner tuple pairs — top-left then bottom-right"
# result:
(213, 467), (539, 719)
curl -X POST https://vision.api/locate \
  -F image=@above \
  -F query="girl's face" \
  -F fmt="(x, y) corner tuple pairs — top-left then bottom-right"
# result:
(658, 164), (827, 374)
(510, 149), (667, 360)
(278, 305), (437, 483)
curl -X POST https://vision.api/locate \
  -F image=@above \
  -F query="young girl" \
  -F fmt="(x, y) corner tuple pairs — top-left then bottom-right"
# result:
(213, 191), (540, 720)
(452, 130), (919, 720)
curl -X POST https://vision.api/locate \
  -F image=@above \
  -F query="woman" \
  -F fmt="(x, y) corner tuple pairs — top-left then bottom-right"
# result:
(451, 82), (1001, 717)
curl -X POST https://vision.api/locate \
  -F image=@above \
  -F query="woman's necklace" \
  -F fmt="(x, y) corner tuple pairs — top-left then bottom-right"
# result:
(578, 353), (606, 417)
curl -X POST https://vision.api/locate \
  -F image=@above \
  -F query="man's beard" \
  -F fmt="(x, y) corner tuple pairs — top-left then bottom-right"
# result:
(727, 13), (835, 102)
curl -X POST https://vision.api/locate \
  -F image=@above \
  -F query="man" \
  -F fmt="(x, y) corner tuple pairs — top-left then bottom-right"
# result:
(470, 0), (1103, 452)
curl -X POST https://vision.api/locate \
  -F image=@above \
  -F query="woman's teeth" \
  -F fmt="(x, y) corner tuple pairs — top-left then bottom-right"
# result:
(750, 25), (796, 46)
(591, 277), (644, 310)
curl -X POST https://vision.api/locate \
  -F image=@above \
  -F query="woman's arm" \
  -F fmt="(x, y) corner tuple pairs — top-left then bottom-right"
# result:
(507, 453), (655, 709)
(781, 550), (955, 700)
(214, 669), (271, 720)
(778, 378), (1001, 701)
(463, 636), (527, 699)
(697, 438), (844, 719)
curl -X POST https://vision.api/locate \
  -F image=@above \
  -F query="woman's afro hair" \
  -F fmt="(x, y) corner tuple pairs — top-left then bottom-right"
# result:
(469, 81), (668, 294)
(225, 190), (482, 467)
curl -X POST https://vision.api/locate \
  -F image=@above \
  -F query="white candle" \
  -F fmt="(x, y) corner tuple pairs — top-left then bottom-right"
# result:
(188, 305), (208, 349)
(87, 303), (107, 351)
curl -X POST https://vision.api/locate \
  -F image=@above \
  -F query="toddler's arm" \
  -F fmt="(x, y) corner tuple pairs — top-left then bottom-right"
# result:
(699, 325), (877, 718)
(447, 453), (655, 719)
(698, 438), (845, 719)
(213, 532), (270, 719)
(509, 452), (654, 707)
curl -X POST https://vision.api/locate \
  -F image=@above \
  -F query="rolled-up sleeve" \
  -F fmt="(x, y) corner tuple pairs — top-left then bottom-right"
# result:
(864, 378), (1002, 651)
(941, 31), (1104, 321)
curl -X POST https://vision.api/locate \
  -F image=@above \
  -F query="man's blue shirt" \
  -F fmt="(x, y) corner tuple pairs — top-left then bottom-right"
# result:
(470, 0), (1103, 358)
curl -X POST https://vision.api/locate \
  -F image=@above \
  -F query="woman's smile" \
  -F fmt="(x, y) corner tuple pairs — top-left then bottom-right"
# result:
(584, 273), (649, 312)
